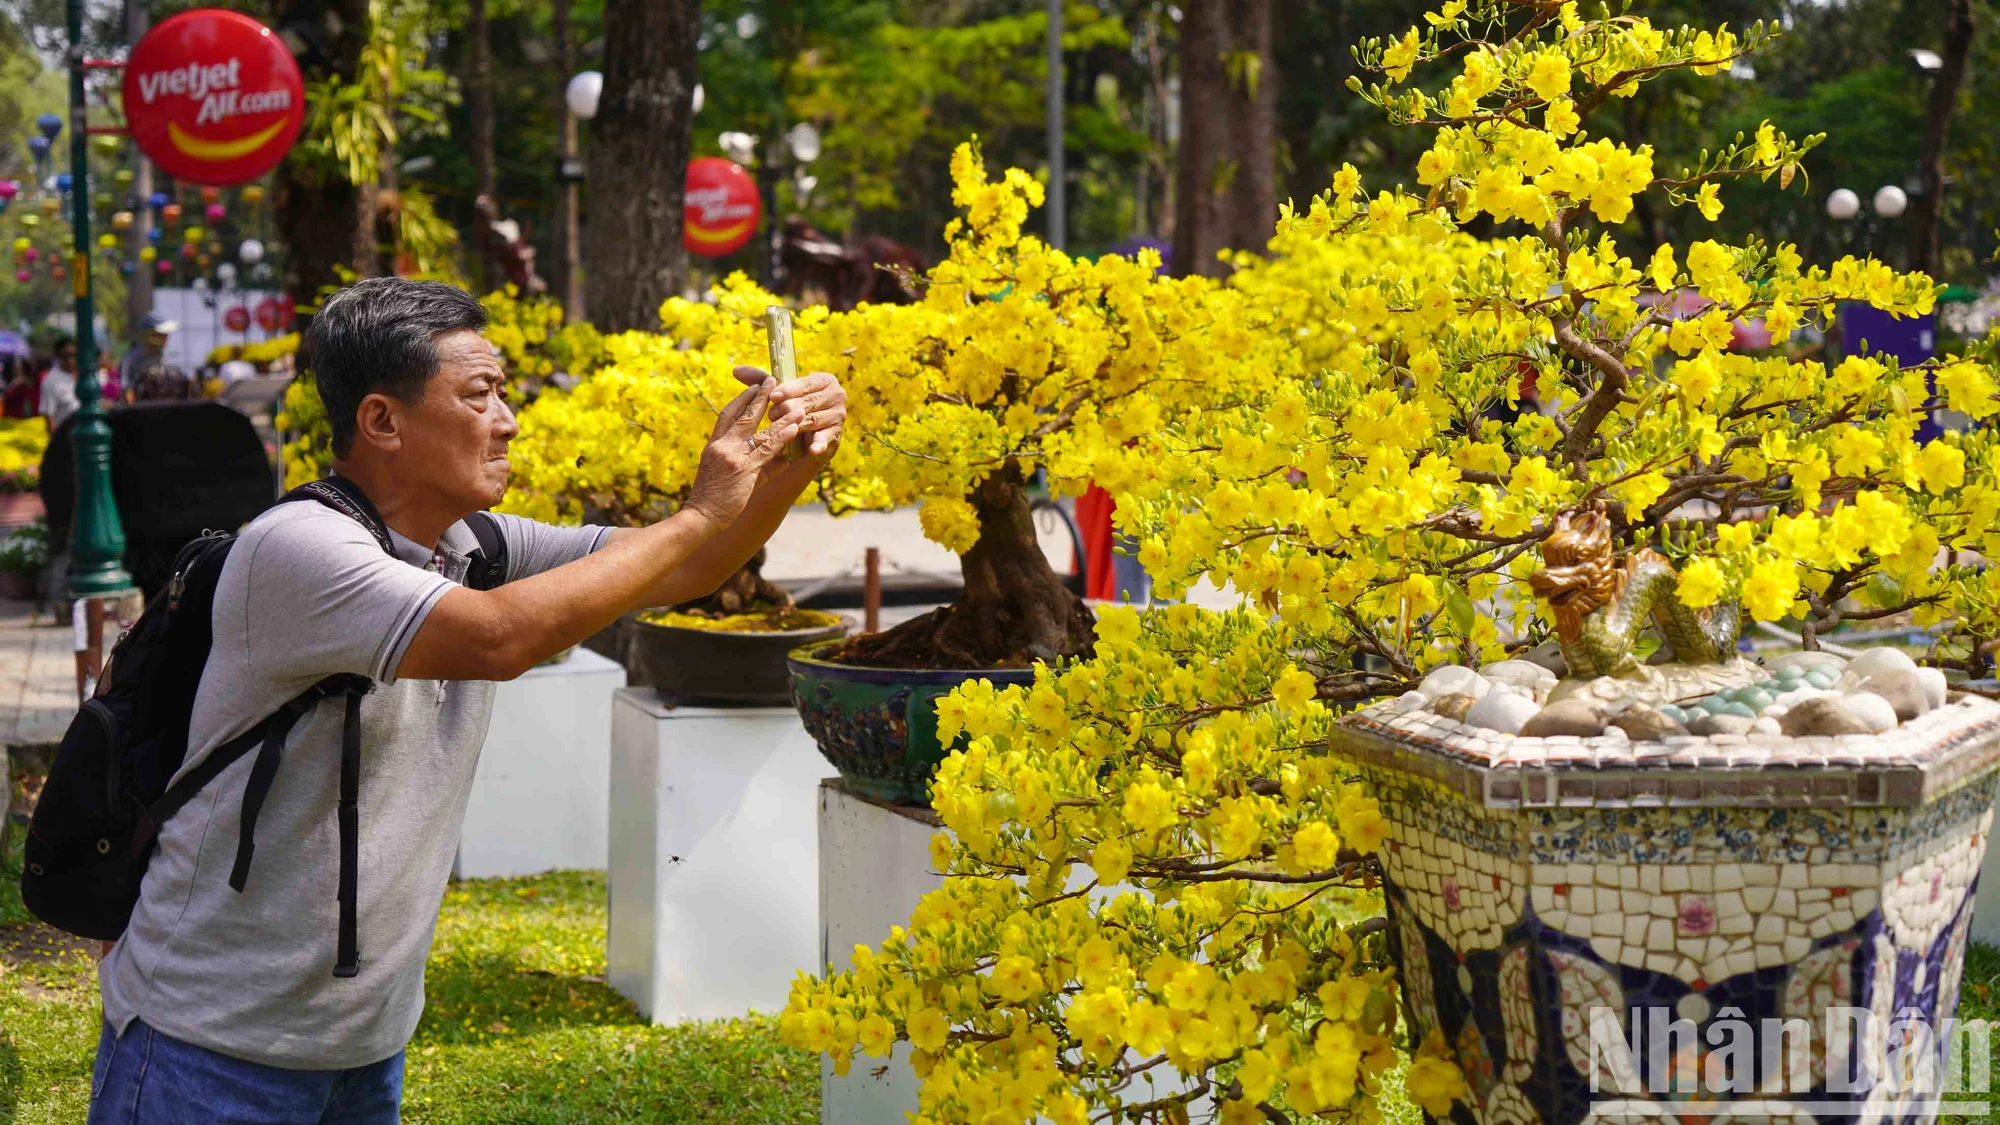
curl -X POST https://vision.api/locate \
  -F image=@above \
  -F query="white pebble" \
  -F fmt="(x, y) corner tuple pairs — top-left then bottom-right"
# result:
(1419, 665), (1491, 702)
(1384, 691), (1429, 714)
(1750, 717), (1782, 735)
(1916, 668), (1947, 710)
(1767, 650), (1848, 676)
(1842, 691), (1899, 734)
(1838, 647), (1919, 691)
(1463, 691), (1540, 735)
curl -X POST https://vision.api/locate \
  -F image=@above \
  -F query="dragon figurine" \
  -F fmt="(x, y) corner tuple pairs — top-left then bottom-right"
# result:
(1529, 503), (1755, 704)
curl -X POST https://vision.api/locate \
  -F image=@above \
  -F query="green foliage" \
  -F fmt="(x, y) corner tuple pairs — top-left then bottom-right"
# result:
(0, 520), (49, 575)
(0, 821), (818, 1124)
(295, 0), (456, 187)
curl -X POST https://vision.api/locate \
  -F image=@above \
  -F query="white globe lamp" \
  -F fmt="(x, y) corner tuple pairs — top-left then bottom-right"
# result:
(238, 238), (264, 264)
(691, 83), (704, 116)
(1825, 188), (1860, 222)
(1873, 184), (1908, 219)
(786, 122), (821, 163)
(566, 71), (604, 121)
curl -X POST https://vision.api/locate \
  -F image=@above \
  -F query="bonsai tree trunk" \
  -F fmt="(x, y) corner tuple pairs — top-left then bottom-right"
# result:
(673, 547), (794, 617)
(835, 466), (1096, 670)
(584, 0), (700, 332)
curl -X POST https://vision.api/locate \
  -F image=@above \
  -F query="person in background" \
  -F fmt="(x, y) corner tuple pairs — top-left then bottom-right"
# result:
(40, 336), (79, 432)
(99, 351), (123, 404)
(119, 313), (177, 393)
(0, 357), (37, 419)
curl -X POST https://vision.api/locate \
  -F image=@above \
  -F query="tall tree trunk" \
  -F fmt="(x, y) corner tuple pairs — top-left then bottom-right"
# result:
(1172, 0), (1228, 278)
(584, 0), (700, 332)
(551, 0), (582, 320)
(273, 0), (374, 320)
(468, 0), (496, 203)
(1171, 0), (1275, 278)
(1910, 0), (1973, 279)
(1221, 0), (1275, 255)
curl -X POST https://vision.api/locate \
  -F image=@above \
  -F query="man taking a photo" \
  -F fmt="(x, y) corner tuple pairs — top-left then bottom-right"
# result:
(87, 277), (846, 1124)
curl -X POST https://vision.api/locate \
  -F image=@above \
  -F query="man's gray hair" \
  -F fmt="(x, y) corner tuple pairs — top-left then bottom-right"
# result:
(303, 278), (488, 457)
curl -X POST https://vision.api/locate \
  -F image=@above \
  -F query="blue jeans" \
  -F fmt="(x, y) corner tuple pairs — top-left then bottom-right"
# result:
(88, 1019), (404, 1125)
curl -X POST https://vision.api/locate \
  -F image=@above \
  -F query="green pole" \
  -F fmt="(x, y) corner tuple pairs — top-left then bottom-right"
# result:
(66, 0), (132, 599)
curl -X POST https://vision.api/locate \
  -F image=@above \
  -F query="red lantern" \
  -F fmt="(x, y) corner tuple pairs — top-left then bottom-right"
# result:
(199, 186), (219, 205)
(161, 202), (182, 223)
(683, 157), (762, 258)
(13, 269), (27, 282)
(225, 304), (250, 332)
(123, 10), (305, 186)
(254, 295), (281, 331)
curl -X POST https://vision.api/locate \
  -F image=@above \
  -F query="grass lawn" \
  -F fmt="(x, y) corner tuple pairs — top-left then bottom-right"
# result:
(0, 821), (818, 1124)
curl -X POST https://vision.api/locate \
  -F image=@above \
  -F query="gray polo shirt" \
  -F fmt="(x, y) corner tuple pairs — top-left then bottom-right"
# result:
(98, 500), (608, 1069)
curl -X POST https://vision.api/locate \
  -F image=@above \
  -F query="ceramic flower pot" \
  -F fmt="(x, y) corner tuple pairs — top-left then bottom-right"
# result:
(1332, 677), (2000, 1125)
(786, 641), (1036, 806)
(629, 612), (850, 706)
(0, 491), (44, 527)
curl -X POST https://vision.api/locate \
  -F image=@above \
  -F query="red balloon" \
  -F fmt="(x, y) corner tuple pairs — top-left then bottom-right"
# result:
(224, 304), (250, 332)
(683, 157), (762, 258)
(122, 10), (305, 187)
(254, 295), (280, 331)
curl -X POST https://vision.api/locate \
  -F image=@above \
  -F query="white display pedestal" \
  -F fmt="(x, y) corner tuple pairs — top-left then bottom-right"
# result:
(814, 780), (1212, 1124)
(456, 647), (624, 879)
(606, 689), (825, 1024)
(1976, 841), (2000, 947)
(818, 780), (945, 1125)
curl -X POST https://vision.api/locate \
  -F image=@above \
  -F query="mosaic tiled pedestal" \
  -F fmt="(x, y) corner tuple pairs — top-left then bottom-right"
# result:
(1332, 693), (2000, 1125)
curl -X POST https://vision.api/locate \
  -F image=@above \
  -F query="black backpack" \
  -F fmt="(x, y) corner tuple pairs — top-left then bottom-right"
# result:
(20, 476), (510, 978)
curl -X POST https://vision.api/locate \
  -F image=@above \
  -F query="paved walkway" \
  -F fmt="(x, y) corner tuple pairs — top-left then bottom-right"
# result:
(0, 598), (77, 747)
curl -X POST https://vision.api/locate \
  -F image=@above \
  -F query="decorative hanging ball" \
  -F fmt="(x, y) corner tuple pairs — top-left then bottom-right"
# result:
(179, 243), (195, 258)
(206, 240), (221, 255)
(147, 191), (169, 210)
(216, 262), (237, 284)
(0, 182), (16, 200)
(183, 225), (203, 243)
(241, 185), (265, 206)
(38, 198), (57, 216)
(119, 260), (133, 275)
(160, 202), (181, 223)
(138, 245), (155, 262)
(27, 137), (48, 160)
(205, 203), (225, 223)
(113, 169), (134, 188)
(97, 232), (116, 249)
(92, 133), (123, 157)
(94, 191), (113, 211)
(196, 254), (210, 268)
(9, 237), (24, 253)
(156, 259), (171, 274)
(111, 210), (133, 231)
(237, 238), (264, 264)
(54, 173), (72, 192)
(19, 213), (39, 229)
(23, 247), (38, 262)
(13, 270), (26, 283)
(199, 186), (219, 205)
(35, 112), (62, 141)
(50, 264), (63, 281)
(147, 226), (162, 244)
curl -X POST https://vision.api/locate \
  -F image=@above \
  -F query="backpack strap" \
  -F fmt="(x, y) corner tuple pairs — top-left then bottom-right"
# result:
(464, 511), (509, 591)
(334, 683), (365, 978)
(282, 476), (394, 556)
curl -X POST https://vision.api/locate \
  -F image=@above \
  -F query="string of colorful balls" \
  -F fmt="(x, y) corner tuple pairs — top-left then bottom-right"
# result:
(5, 113), (270, 287)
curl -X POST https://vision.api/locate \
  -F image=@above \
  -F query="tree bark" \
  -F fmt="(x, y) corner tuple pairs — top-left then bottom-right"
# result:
(1173, 0), (1229, 278)
(273, 0), (375, 319)
(1171, 0), (1276, 278)
(583, 0), (700, 332)
(832, 466), (1095, 670)
(467, 0), (497, 201)
(551, 0), (582, 320)
(1910, 0), (1973, 279)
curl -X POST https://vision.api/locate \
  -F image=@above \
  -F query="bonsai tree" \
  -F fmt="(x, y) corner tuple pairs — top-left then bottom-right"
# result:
(498, 275), (852, 617)
(780, 3), (2000, 1122)
(797, 142), (1293, 668)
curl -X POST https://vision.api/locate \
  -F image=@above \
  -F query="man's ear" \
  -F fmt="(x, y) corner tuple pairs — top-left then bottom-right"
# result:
(352, 392), (405, 454)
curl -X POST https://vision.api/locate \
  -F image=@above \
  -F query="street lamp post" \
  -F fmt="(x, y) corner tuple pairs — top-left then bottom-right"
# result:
(66, 0), (132, 600)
